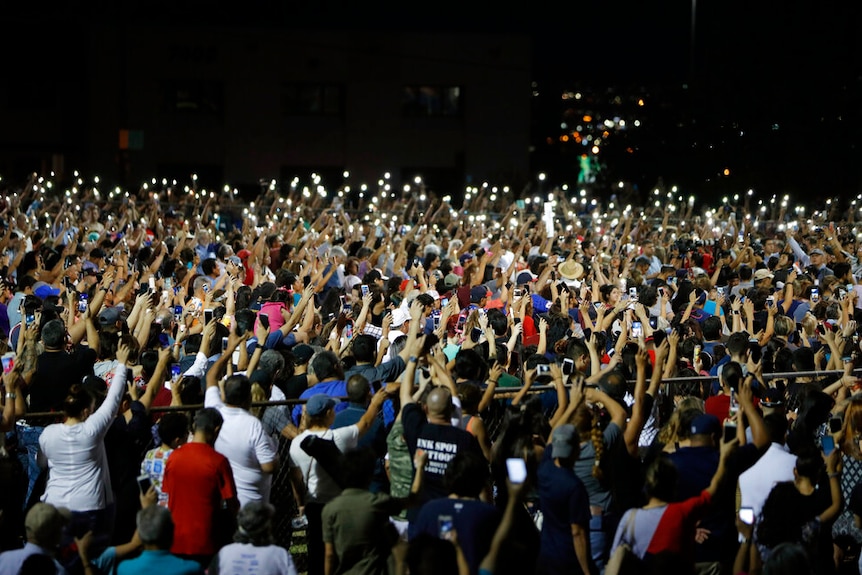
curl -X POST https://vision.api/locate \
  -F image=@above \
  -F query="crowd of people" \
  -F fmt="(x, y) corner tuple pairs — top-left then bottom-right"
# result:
(0, 172), (861, 575)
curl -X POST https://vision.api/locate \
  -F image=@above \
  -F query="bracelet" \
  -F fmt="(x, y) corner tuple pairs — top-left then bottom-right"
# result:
(829, 472), (841, 479)
(408, 356), (418, 363)
(255, 344), (265, 351)
(5, 392), (16, 400)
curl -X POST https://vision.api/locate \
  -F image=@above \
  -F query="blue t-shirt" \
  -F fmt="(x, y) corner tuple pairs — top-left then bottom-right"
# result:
(291, 380), (348, 425)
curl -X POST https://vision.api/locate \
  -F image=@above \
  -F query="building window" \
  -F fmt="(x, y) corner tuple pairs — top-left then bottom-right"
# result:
(162, 80), (224, 115)
(281, 84), (343, 117)
(402, 86), (462, 117)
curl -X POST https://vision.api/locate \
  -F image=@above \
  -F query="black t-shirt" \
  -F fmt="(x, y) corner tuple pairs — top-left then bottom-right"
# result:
(401, 402), (483, 503)
(28, 346), (97, 414)
(278, 373), (308, 400)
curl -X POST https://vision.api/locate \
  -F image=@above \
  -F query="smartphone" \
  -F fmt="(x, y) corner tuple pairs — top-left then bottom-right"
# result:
(562, 357), (574, 376)
(593, 301), (602, 310)
(173, 305), (183, 322)
(471, 327), (483, 343)
(1, 352), (14, 375)
(456, 315), (467, 332)
(749, 341), (762, 363)
(360, 284), (369, 297)
(821, 435), (836, 456)
(513, 288), (523, 298)
(441, 297), (449, 308)
(723, 421), (737, 443)
(78, 293), (88, 313)
(631, 321), (643, 339)
(693, 344), (702, 360)
(344, 322), (353, 339)
(164, 277), (172, 291)
(506, 457), (528, 484)
(204, 308), (213, 325)
(716, 286), (725, 296)
(171, 364), (181, 383)
(25, 312), (35, 326)
(766, 295), (775, 306)
(811, 288), (820, 304)
(438, 515), (454, 540)
(536, 364), (551, 375)
(657, 287), (666, 298)
(159, 333), (171, 349)
(136, 473), (153, 494)
(149, 277), (156, 293)
(729, 390), (740, 418)
(829, 416), (843, 434)
(628, 287), (638, 300)
(739, 507), (755, 525)
(259, 313), (270, 330)
(222, 336), (229, 351)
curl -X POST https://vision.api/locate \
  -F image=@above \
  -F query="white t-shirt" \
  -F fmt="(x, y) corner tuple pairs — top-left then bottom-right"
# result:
(289, 426), (358, 504)
(205, 387), (278, 507)
(40, 367), (127, 512)
(216, 542), (298, 575)
(738, 442), (797, 518)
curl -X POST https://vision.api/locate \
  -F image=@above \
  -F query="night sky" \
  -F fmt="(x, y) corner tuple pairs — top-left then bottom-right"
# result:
(4, 1), (860, 203)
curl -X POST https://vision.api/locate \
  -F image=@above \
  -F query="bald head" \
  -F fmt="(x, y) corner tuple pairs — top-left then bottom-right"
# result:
(426, 387), (453, 421)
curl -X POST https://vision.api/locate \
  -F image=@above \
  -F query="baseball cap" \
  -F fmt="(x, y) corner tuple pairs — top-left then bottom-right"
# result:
(761, 387), (784, 408)
(33, 281), (61, 300)
(425, 289), (440, 301)
(516, 271), (536, 285)
(444, 273), (461, 289)
(470, 286), (488, 303)
(25, 503), (71, 543)
(551, 424), (578, 459)
(292, 344), (314, 365)
(390, 307), (410, 328)
(753, 269), (774, 282)
(98, 306), (122, 326)
(459, 253), (475, 266)
(690, 413), (721, 436)
(809, 248), (825, 256)
(306, 394), (339, 417)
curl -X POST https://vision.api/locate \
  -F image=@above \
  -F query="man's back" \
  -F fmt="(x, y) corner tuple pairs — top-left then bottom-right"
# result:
(400, 403), (483, 503)
(117, 549), (203, 575)
(738, 443), (797, 517)
(205, 387), (278, 506)
(163, 442), (237, 557)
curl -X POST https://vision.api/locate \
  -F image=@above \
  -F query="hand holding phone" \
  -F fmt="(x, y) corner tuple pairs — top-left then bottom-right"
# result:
(739, 507), (754, 525)
(136, 473), (153, 494)
(506, 457), (527, 484)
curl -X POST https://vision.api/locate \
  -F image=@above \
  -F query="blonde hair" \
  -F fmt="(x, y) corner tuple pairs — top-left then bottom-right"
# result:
(573, 403), (605, 482)
(250, 383), (267, 419)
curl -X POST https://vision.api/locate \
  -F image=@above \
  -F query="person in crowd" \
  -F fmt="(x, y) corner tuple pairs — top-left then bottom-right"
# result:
(38, 345), (131, 551)
(289, 388), (394, 575)
(0, 503), (70, 575)
(116, 505), (203, 575)
(162, 407), (239, 566)
(209, 501), (299, 575)
(204, 334), (279, 507)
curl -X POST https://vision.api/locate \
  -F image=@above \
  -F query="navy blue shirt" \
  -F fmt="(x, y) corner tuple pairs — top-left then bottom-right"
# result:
(536, 446), (591, 575)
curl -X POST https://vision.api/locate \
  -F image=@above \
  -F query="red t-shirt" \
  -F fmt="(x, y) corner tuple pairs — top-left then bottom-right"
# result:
(163, 442), (237, 556)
